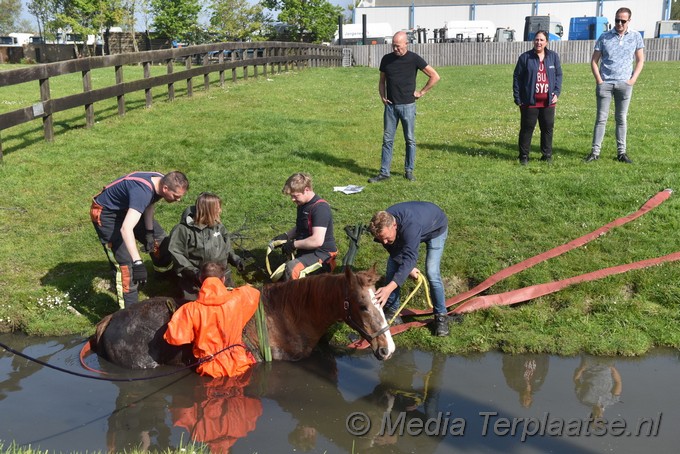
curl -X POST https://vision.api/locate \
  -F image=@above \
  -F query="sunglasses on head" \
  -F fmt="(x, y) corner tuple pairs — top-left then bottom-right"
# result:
(615, 19), (628, 24)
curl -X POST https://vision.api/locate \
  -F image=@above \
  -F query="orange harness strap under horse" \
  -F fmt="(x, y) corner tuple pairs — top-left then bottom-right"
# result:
(350, 189), (678, 348)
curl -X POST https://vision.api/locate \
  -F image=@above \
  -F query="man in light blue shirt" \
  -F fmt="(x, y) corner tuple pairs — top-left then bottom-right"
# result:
(585, 7), (644, 164)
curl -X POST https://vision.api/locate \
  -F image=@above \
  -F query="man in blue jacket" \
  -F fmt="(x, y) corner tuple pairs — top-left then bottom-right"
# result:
(369, 201), (449, 336)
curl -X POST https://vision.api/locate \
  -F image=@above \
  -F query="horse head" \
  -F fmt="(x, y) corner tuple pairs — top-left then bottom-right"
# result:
(343, 266), (395, 361)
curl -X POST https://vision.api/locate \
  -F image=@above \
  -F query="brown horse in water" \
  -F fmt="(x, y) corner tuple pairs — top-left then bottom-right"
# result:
(89, 266), (395, 369)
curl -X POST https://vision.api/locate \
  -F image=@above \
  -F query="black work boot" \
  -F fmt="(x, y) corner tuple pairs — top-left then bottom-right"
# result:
(434, 314), (449, 337)
(384, 308), (403, 325)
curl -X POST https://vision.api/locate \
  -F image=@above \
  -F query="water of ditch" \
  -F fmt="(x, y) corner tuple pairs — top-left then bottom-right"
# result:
(1, 332), (679, 453)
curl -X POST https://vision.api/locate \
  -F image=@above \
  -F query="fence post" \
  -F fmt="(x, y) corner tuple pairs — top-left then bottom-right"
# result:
(231, 50), (237, 83)
(39, 77), (54, 142)
(218, 51), (225, 87)
(185, 56), (193, 97)
(253, 49), (258, 78)
(263, 47), (268, 77)
(115, 65), (125, 116)
(82, 68), (94, 128)
(276, 47), (281, 74)
(143, 61), (152, 107)
(167, 59), (175, 101)
(203, 53), (210, 90)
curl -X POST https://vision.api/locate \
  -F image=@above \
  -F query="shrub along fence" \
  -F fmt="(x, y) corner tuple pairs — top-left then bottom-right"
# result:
(346, 38), (680, 67)
(0, 41), (342, 160)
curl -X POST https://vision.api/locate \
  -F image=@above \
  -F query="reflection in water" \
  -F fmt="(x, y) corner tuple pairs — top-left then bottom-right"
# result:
(502, 354), (549, 408)
(2, 334), (680, 453)
(0, 335), (83, 401)
(170, 370), (262, 453)
(357, 351), (447, 451)
(253, 350), (448, 453)
(573, 355), (622, 421)
(106, 380), (173, 453)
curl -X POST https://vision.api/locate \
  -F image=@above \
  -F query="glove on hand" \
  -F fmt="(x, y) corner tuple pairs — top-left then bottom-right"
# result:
(271, 233), (288, 242)
(281, 239), (296, 255)
(144, 230), (155, 253)
(132, 262), (148, 285)
(235, 258), (246, 272)
(269, 233), (288, 251)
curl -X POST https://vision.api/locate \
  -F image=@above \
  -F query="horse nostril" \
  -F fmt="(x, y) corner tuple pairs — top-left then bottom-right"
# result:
(378, 347), (391, 360)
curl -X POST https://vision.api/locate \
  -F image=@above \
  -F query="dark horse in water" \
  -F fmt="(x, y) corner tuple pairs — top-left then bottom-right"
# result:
(89, 267), (395, 369)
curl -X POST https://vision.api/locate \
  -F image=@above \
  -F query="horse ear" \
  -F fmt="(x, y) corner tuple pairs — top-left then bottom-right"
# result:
(344, 265), (354, 280)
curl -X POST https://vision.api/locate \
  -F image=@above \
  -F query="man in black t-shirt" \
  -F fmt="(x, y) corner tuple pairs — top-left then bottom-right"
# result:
(270, 173), (337, 281)
(368, 31), (440, 183)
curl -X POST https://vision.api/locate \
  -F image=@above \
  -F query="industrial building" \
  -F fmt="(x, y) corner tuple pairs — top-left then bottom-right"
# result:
(352, 0), (674, 40)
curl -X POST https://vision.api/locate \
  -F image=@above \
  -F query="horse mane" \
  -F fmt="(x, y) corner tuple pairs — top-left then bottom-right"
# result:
(261, 273), (345, 324)
(260, 268), (381, 324)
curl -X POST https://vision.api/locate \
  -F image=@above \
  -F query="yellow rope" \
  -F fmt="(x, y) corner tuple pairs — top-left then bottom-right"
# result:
(265, 240), (294, 282)
(387, 273), (433, 324)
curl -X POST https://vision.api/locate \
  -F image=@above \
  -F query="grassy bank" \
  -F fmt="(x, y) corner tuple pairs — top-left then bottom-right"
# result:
(1, 61), (679, 355)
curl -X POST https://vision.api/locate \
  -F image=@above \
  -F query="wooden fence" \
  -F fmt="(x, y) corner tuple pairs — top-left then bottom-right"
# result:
(346, 38), (680, 67)
(0, 41), (342, 159)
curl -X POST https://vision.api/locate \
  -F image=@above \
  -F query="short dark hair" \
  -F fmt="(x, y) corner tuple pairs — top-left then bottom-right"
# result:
(616, 7), (632, 18)
(200, 262), (226, 280)
(160, 171), (189, 192)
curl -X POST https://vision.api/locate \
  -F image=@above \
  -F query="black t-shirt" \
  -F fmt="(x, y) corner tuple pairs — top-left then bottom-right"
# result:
(379, 51), (428, 105)
(294, 195), (337, 254)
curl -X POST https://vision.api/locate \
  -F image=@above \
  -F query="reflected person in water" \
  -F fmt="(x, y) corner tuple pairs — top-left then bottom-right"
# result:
(106, 380), (172, 453)
(358, 350), (448, 451)
(502, 353), (549, 408)
(170, 369), (262, 453)
(573, 356), (622, 423)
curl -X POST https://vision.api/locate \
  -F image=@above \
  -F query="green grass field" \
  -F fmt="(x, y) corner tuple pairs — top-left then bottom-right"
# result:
(1, 61), (679, 355)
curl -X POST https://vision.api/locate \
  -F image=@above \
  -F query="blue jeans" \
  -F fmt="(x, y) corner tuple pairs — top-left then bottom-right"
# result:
(380, 103), (416, 176)
(384, 227), (448, 316)
(591, 82), (633, 156)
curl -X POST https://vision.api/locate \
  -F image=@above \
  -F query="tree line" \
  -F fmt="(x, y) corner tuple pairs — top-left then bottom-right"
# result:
(0, 0), (352, 45)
